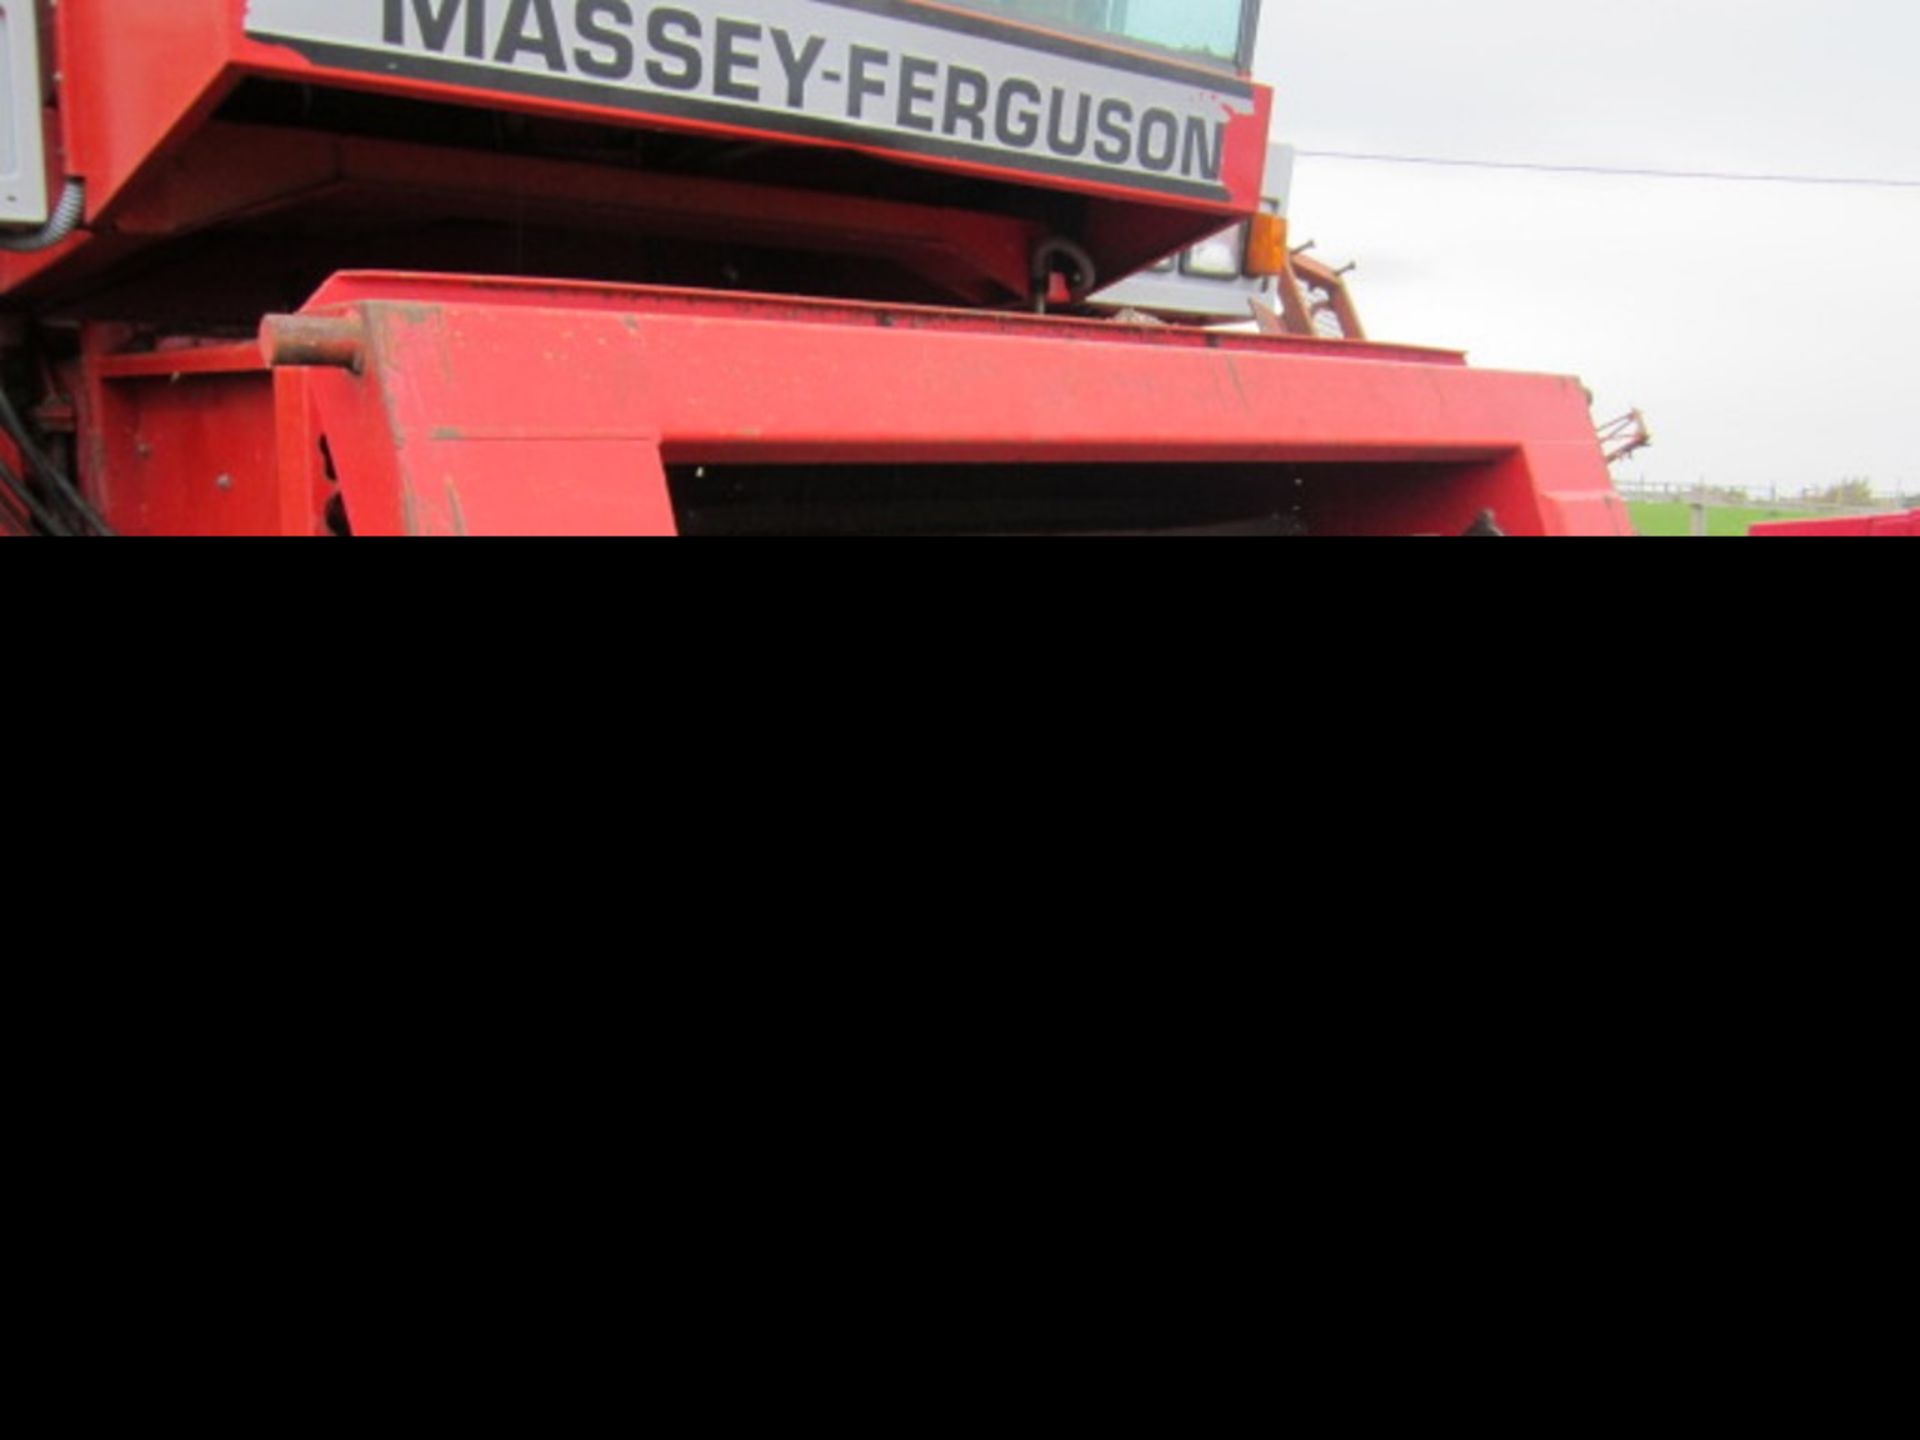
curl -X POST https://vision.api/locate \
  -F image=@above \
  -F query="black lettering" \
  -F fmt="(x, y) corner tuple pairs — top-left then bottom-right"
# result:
(847, 45), (889, 120)
(714, 19), (762, 102)
(495, 0), (564, 71)
(574, 0), (634, 80)
(770, 29), (826, 109)
(897, 56), (939, 133)
(1046, 89), (1091, 158)
(942, 66), (990, 141)
(646, 9), (703, 91)
(385, 0), (488, 59)
(995, 79), (1042, 149)
(1093, 98), (1133, 165)
(1139, 108), (1178, 172)
(1181, 117), (1225, 181)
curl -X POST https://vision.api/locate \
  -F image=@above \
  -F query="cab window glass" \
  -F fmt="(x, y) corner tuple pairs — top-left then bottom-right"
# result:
(945, 1), (1252, 69)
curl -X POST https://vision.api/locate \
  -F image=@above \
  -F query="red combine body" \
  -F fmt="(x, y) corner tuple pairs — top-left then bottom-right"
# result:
(1, 0), (1633, 536)
(1749, 511), (1918, 537)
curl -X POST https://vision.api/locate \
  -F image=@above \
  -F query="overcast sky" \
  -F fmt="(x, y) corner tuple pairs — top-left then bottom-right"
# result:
(1254, 0), (1920, 498)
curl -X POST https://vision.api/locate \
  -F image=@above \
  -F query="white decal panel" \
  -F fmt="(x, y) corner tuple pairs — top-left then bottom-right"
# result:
(244, 0), (1254, 199)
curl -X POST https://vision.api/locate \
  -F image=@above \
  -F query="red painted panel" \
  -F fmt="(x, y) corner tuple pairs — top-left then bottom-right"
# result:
(11, 1), (1269, 308)
(59, 0), (240, 217)
(47, 0), (1268, 222)
(1750, 510), (1919, 537)
(82, 341), (326, 537)
(268, 273), (1627, 537)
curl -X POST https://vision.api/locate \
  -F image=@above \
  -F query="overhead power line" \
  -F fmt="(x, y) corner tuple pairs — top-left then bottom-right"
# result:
(1294, 151), (1920, 189)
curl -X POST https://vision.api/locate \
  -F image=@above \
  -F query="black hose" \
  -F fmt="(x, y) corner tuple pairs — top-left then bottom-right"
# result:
(0, 452), (70, 536)
(0, 472), (27, 534)
(0, 489), (32, 536)
(0, 383), (110, 535)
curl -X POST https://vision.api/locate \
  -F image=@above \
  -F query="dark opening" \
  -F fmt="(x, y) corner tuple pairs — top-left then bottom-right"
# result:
(671, 462), (1308, 536)
(669, 459), (1514, 536)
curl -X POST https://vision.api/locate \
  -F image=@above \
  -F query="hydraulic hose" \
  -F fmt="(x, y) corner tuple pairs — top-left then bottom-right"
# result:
(0, 178), (111, 532)
(0, 383), (109, 536)
(0, 453), (70, 536)
(0, 181), (85, 254)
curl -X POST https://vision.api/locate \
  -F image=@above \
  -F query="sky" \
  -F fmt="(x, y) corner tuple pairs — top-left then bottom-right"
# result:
(1253, 0), (1920, 499)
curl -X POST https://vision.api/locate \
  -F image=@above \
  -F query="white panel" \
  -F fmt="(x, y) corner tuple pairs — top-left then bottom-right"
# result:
(245, 0), (1255, 202)
(1, 0), (51, 227)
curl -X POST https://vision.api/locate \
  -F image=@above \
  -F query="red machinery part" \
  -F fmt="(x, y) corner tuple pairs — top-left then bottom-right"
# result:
(7, 2), (1637, 537)
(70, 272), (1632, 536)
(1749, 511), (1919, 538)
(5, 0), (1270, 304)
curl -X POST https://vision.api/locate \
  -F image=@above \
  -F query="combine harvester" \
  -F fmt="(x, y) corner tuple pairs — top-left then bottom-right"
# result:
(0, 0), (1633, 536)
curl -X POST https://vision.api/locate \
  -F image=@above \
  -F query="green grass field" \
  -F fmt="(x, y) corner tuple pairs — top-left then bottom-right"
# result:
(1628, 502), (1824, 537)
